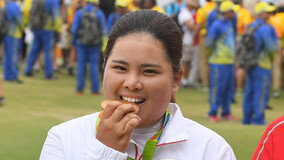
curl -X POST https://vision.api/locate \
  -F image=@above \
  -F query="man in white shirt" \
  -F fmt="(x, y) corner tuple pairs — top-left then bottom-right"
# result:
(178, 0), (199, 87)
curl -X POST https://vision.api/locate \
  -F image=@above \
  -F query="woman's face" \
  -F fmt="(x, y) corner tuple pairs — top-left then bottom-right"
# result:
(103, 34), (181, 128)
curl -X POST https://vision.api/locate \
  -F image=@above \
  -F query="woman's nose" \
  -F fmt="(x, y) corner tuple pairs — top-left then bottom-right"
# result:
(122, 72), (142, 91)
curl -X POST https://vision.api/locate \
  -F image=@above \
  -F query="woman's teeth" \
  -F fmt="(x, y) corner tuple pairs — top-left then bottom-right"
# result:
(121, 96), (144, 103)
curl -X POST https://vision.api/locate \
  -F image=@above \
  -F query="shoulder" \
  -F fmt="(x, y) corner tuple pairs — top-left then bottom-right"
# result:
(162, 104), (235, 159)
(266, 115), (284, 134)
(48, 112), (99, 136)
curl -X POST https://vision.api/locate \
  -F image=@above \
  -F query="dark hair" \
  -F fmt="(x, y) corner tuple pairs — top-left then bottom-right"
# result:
(104, 9), (182, 75)
(99, 0), (115, 18)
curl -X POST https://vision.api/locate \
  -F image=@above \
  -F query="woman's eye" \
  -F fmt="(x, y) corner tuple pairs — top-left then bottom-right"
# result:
(144, 69), (158, 74)
(113, 66), (126, 71)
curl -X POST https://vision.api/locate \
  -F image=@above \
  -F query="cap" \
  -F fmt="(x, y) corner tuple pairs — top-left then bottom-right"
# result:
(234, 4), (241, 12)
(255, 2), (276, 14)
(186, 0), (198, 7)
(86, 0), (98, 3)
(213, 0), (225, 2)
(220, 0), (238, 12)
(116, 0), (129, 7)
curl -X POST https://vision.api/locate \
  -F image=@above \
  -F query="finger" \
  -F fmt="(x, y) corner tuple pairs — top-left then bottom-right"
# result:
(101, 101), (122, 119)
(119, 113), (141, 130)
(111, 103), (138, 122)
(124, 118), (140, 135)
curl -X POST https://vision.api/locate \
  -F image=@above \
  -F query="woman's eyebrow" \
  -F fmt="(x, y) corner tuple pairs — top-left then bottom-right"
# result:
(111, 60), (128, 65)
(141, 63), (162, 68)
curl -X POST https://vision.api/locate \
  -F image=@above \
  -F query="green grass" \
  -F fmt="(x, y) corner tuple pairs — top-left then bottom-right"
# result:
(0, 70), (283, 160)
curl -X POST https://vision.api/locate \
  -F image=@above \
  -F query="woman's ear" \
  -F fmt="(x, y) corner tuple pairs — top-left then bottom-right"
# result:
(173, 68), (183, 95)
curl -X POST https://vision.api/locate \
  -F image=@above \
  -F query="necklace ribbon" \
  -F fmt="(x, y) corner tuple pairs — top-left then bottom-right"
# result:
(95, 106), (171, 160)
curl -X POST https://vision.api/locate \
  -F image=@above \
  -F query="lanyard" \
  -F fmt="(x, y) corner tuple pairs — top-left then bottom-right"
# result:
(95, 107), (171, 160)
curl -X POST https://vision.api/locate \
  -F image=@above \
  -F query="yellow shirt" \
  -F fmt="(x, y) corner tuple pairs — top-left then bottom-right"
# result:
(237, 8), (252, 35)
(0, 1), (4, 7)
(275, 12), (284, 37)
(152, 5), (165, 14)
(196, 1), (215, 36)
(23, 0), (32, 27)
(269, 15), (282, 39)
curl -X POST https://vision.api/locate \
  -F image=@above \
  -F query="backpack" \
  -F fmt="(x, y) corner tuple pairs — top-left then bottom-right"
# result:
(0, 7), (9, 42)
(29, 0), (48, 30)
(77, 8), (102, 46)
(171, 3), (183, 35)
(236, 23), (264, 70)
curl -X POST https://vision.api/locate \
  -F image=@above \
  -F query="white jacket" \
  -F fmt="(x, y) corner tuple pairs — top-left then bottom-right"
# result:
(40, 103), (236, 160)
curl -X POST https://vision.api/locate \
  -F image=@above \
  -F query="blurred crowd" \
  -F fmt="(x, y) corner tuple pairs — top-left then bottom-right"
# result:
(0, 0), (283, 124)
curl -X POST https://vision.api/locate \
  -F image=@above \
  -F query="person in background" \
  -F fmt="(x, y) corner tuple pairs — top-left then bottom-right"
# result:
(196, 0), (216, 91)
(206, 0), (238, 122)
(166, 0), (186, 19)
(128, 0), (140, 12)
(40, 10), (236, 160)
(98, 0), (115, 76)
(107, 0), (129, 33)
(3, 0), (24, 84)
(0, 79), (5, 106)
(207, 0), (237, 35)
(252, 115), (284, 160)
(234, 0), (252, 97)
(143, 0), (165, 14)
(242, 2), (278, 125)
(24, 0), (62, 79)
(269, 5), (283, 99)
(67, 0), (85, 76)
(72, 0), (107, 95)
(178, 0), (199, 87)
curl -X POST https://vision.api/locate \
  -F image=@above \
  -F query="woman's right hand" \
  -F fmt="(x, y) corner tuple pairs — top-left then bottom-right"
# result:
(96, 100), (141, 153)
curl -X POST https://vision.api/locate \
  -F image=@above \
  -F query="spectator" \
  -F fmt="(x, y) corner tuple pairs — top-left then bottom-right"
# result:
(269, 7), (283, 99)
(206, 0), (238, 122)
(166, 0), (186, 18)
(3, 0), (24, 83)
(196, 0), (216, 90)
(178, 0), (199, 87)
(234, 0), (252, 97)
(40, 10), (236, 160)
(67, 0), (86, 76)
(242, 2), (278, 125)
(0, 79), (5, 106)
(207, 0), (237, 35)
(128, 0), (140, 12)
(252, 115), (284, 160)
(24, 0), (62, 79)
(71, 0), (107, 95)
(107, 0), (129, 33)
(143, 0), (165, 14)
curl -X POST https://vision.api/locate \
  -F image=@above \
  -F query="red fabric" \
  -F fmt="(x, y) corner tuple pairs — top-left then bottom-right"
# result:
(193, 13), (199, 46)
(252, 115), (284, 160)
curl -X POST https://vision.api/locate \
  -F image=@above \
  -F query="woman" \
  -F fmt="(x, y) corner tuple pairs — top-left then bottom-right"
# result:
(40, 10), (236, 159)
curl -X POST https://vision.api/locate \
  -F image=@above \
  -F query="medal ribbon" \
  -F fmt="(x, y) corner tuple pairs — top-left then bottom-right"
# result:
(95, 107), (171, 160)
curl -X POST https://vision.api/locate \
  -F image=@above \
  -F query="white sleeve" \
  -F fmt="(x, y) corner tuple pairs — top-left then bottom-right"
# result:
(178, 10), (193, 26)
(84, 137), (128, 160)
(40, 126), (128, 160)
(39, 127), (65, 160)
(218, 148), (237, 160)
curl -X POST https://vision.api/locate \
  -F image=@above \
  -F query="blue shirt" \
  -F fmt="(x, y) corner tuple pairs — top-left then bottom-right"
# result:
(31, 0), (62, 32)
(6, 0), (23, 38)
(250, 18), (278, 69)
(207, 8), (237, 34)
(166, 2), (186, 16)
(206, 18), (236, 64)
(72, 4), (107, 45)
(107, 12), (122, 34)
